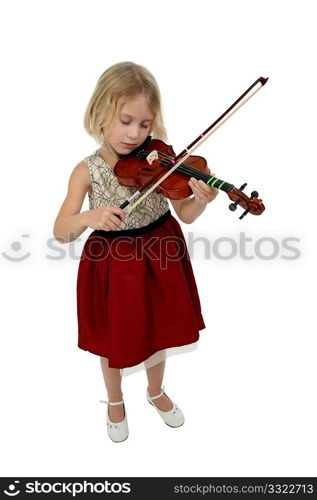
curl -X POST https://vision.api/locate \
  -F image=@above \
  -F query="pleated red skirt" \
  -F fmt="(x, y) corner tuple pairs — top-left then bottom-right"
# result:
(77, 210), (206, 369)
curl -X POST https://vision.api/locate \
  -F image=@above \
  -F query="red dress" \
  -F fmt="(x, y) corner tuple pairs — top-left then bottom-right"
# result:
(76, 150), (206, 374)
(77, 210), (205, 369)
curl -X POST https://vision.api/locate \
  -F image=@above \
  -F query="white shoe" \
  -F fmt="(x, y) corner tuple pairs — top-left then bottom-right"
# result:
(99, 399), (129, 442)
(146, 385), (185, 428)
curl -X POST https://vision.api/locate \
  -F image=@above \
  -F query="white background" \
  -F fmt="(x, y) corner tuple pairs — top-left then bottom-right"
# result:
(1, 0), (316, 477)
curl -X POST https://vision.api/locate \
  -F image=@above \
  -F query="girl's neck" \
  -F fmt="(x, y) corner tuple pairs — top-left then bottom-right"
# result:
(98, 146), (118, 169)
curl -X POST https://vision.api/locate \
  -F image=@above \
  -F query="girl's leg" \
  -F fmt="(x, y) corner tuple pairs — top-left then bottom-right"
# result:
(146, 360), (173, 411)
(100, 356), (125, 422)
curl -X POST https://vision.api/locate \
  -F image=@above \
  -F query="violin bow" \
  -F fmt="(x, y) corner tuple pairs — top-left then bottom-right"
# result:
(120, 76), (268, 216)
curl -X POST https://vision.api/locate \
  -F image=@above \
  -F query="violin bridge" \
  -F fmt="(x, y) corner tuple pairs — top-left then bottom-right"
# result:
(146, 150), (158, 165)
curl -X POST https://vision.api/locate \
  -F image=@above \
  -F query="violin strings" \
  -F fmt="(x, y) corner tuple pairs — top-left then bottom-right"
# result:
(156, 151), (207, 179)
(155, 151), (231, 191)
(139, 149), (232, 192)
(152, 151), (214, 181)
(157, 152), (234, 192)
(153, 151), (207, 180)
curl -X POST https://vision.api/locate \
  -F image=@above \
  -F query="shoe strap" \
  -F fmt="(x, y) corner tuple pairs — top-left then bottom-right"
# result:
(99, 399), (124, 406)
(147, 385), (165, 401)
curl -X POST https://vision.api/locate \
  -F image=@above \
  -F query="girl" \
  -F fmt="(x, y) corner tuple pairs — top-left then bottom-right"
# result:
(53, 61), (218, 443)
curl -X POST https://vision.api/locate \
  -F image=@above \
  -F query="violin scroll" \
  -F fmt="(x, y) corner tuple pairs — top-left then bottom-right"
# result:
(228, 183), (265, 219)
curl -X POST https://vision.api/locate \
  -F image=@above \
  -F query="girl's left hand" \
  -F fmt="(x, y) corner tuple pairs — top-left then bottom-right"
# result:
(188, 173), (219, 205)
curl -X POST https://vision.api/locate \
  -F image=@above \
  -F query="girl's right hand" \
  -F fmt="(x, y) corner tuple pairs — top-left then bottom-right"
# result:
(84, 206), (126, 231)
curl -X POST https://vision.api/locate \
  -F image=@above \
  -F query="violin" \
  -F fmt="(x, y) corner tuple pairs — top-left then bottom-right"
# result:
(114, 76), (268, 220)
(115, 136), (264, 220)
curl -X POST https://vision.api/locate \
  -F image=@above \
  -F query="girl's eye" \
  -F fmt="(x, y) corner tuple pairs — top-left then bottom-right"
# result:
(121, 120), (149, 128)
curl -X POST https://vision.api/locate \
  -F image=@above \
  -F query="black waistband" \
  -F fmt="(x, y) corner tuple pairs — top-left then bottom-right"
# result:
(94, 209), (171, 238)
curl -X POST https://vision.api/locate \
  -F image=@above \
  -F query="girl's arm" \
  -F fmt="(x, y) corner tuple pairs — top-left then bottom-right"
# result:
(53, 162), (91, 243)
(170, 176), (218, 224)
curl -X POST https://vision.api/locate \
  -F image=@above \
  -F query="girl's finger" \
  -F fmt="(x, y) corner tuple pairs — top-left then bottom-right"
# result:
(193, 187), (207, 202)
(197, 180), (216, 195)
(190, 180), (211, 202)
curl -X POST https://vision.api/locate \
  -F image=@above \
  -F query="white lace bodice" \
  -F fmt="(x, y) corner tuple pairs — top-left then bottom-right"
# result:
(83, 150), (170, 230)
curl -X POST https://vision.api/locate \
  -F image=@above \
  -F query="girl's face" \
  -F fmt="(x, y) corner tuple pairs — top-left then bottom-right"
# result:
(104, 93), (154, 155)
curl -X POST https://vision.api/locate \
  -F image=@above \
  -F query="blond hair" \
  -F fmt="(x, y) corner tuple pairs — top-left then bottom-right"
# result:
(84, 62), (167, 157)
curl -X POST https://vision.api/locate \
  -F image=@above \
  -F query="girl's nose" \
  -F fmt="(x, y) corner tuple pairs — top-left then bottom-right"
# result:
(127, 125), (139, 140)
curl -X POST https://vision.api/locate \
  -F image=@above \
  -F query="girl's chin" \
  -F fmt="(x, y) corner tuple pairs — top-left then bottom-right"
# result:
(118, 144), (137, 154)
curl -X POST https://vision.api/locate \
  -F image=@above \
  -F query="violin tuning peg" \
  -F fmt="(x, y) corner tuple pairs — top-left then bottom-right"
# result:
(239, 209), (250, 220)
(239, 183), (247, 191)
(229, 201), (238, 212)
(250, 190), (259, 199)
